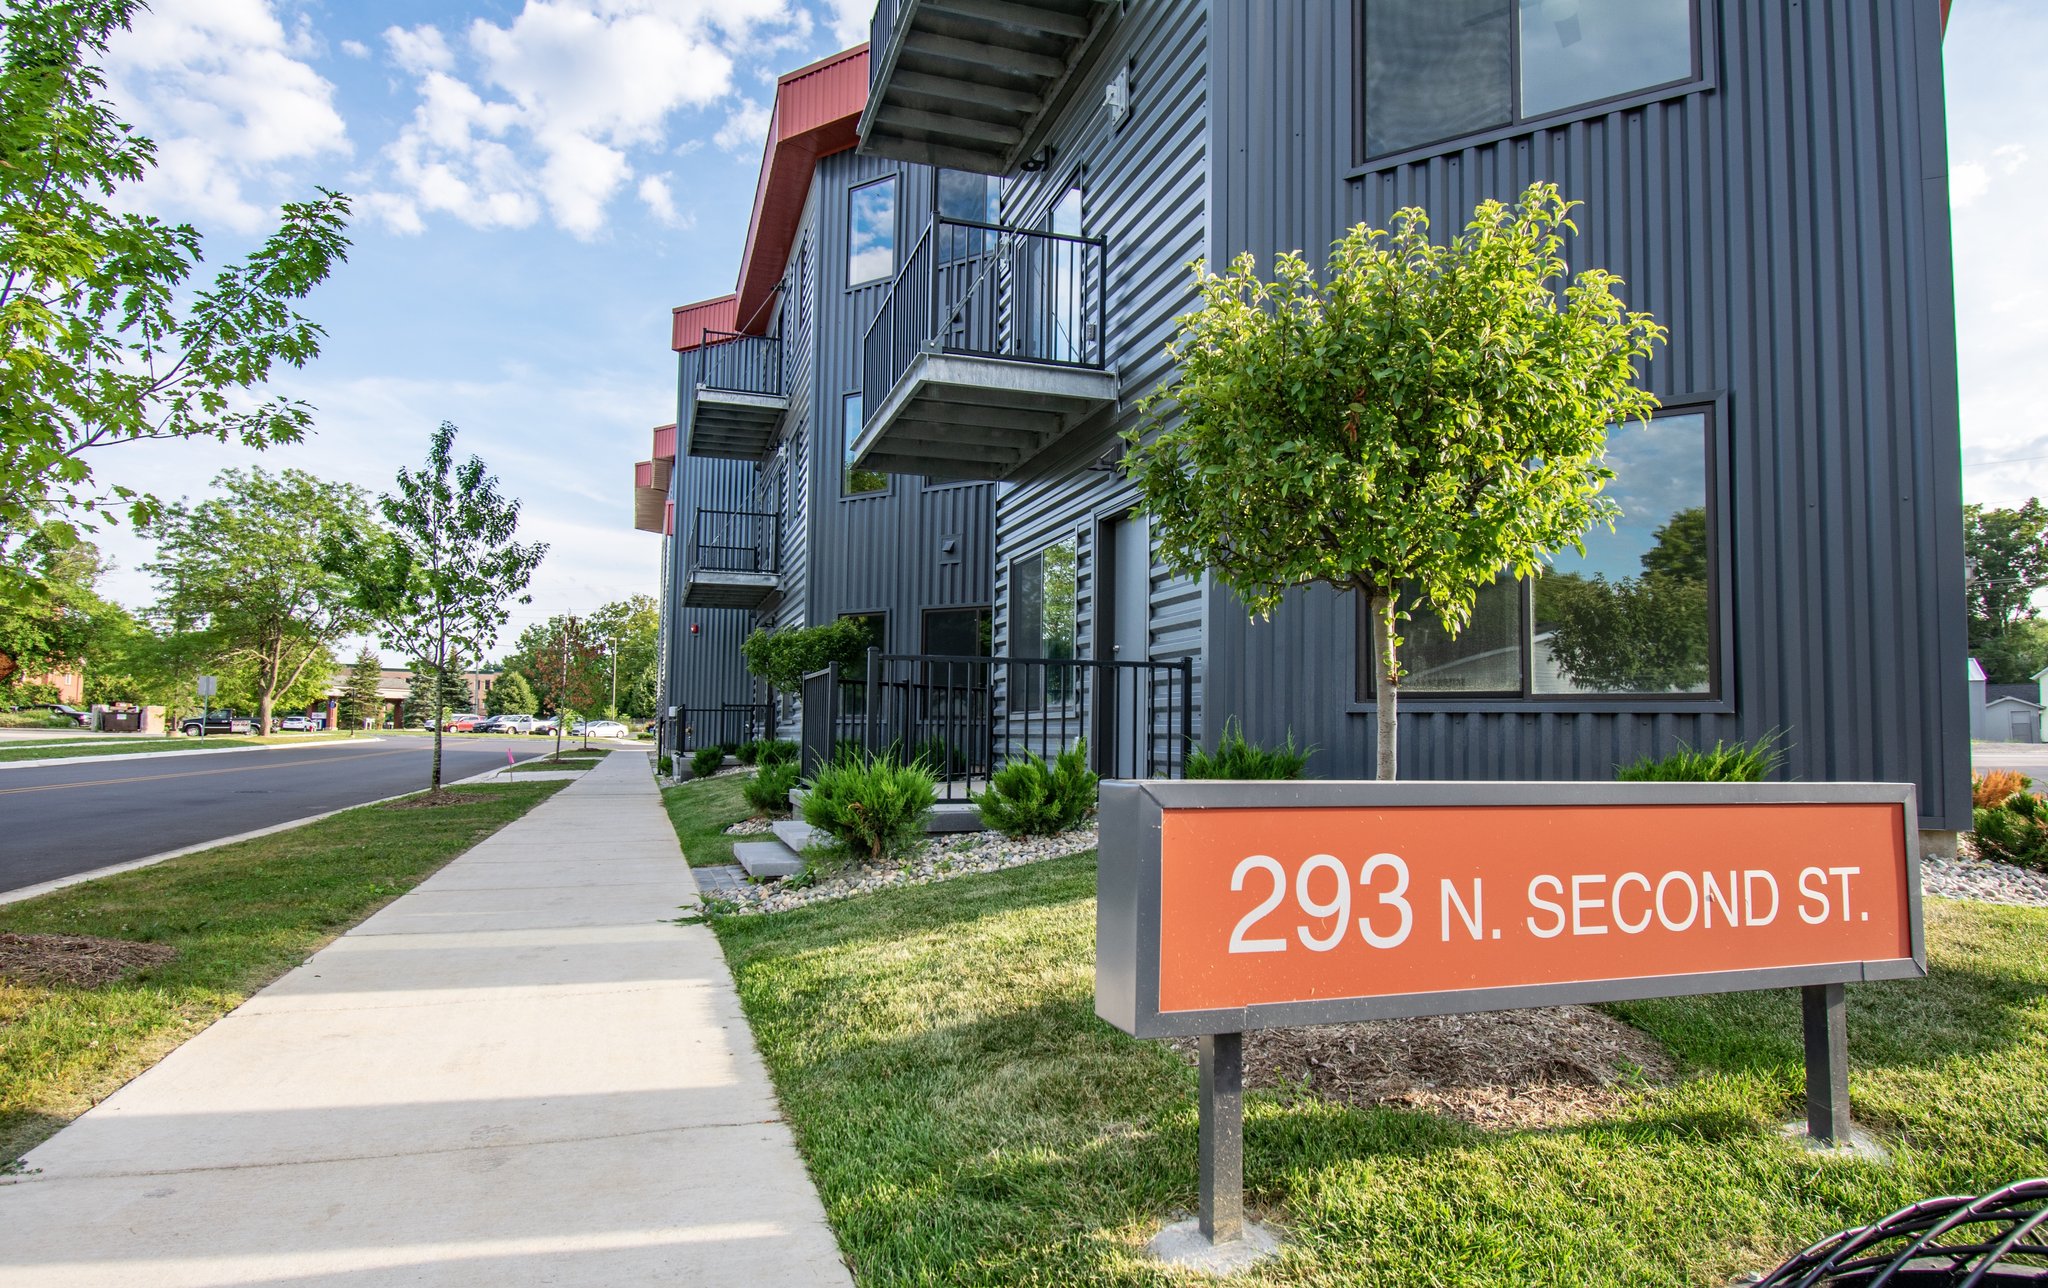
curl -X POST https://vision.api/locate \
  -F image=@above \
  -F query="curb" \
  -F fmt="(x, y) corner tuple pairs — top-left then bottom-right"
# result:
(0, 737), (389, 772)
(0, 761), (532, 907)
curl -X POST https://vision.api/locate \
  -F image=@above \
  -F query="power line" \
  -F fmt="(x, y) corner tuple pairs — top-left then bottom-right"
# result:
(1966, 452), (2048, 468)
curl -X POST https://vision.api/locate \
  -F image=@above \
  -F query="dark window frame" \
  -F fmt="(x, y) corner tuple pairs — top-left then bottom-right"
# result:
(1350, 0), (1716, 175)
(1007, 532), (1082, 713)
(922, 605), (992, 657)
(1353, 397), (1730, 711)
(840, 390), (891, 500)
(845, 174), (898, 289)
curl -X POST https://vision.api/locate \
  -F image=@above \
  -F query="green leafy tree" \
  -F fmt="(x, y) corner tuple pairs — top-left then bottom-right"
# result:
(1125, 184), (1664, 777)
(0, 0), (352, 599)
(144, 467), (373, 734)
(1965, 500), (2048, 681)
(502, 615), (608, 717)
(340, 647), (384, 730)
(588, 593), (658, 717)
(0, 524), (123, 692)
(621, 661), (657, 722)
(486, 670), (535, 717)
(326, 423), (547, 791)
(404, 656), (471, 727)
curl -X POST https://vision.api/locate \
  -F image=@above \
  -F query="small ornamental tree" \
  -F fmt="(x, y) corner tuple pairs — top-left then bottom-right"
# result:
(740, 619), (872, 693)
(327, 423), (547, 792)
(1125, 184), (1665, 778)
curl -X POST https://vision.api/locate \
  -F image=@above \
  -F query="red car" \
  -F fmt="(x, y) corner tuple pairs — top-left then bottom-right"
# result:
(443, 713), (484, 732)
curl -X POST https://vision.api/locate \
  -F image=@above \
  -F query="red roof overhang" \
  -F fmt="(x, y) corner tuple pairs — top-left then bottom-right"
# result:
(732, 45), (868, 334)
(672, 295), (738, 352)
(652, 424), (676, 461)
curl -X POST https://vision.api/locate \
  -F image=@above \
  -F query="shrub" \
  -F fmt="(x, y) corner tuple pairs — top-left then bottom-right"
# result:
(735, 740), (762, 766)
(975, 742), (1098, 836)
(802, 754), (936, 863)
(755, 738), (799, 768)
(656, 753), (673, 776)
(1974, 770), (2033, 810)
(744, 760), (801, 816)
(1186, 718), (1312, 780)
(1972, 789), (2048, 871)
(690, 745), (725, 778)
(719, 740), (741, 756)
(1615, 731), (1786, 782)
(741, 619), (874, 691)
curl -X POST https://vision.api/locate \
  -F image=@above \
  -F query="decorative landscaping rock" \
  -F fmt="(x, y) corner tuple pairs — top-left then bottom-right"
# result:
(722, 817), (775, 836)
(705, 822), (1100, 916)
(1925, 851), (2048, 908)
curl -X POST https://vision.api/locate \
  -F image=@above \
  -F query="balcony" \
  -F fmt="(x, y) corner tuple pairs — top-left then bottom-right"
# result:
(681, 508), (782, 610)
(856, 218), (1116, 482)
(861, 0), (1118, 175)
(686, 331), (786, 461)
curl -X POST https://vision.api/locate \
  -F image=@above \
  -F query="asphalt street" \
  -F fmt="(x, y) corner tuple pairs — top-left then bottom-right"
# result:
(0, 737), (559, 897)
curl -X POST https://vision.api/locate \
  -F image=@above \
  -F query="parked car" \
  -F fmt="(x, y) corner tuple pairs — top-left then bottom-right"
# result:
(180, 709), (253, 736)
(441, 712), (481, 732)
(278, 714), (312, 732)
(531, 716), (560, 736)
(572, 720), (628, 738)
(490, 714), (539, 735)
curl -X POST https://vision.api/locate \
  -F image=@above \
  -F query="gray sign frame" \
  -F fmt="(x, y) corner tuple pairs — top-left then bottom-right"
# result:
(1096, 779), (1925, 1041)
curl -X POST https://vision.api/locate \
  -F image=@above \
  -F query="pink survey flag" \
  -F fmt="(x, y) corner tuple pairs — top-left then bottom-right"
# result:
(507, 749), (516, 766)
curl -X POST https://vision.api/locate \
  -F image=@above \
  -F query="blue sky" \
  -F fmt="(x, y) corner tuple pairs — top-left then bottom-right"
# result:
(83, 0), (2048, 652)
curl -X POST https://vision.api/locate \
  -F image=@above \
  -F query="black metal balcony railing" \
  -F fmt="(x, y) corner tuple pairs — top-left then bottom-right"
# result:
(698, 330), (783, 398)
(670, 702), (774, 757)
(685, 508), (780, 577)
(800, 649), (1193, 804)
(861, 217), (1107, 430)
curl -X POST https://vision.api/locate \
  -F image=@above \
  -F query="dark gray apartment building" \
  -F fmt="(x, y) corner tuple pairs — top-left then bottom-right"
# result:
(640, 1), (1969, 838)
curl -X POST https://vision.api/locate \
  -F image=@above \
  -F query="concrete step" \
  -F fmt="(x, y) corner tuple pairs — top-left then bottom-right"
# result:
(731, 839), (805, 880)
(770, 819), (824, 852)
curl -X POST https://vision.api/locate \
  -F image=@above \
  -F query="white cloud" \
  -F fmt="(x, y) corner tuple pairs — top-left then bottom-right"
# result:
(105, 0), (351, 231)
(714, 97), (772, 154)
(637, 174), (691, 227)
(369, 0), (806, 240)
(819, 0), (869, 45)
(340, 38), (370, 59)
(384, 24), (456, 75)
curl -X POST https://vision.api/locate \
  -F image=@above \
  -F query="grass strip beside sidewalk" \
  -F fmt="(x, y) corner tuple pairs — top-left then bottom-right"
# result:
(661, 775), (754, 867)
(712, 854), (2048, 1286)
(0, 733), (370, 764)
(0, 779), (570, 1165)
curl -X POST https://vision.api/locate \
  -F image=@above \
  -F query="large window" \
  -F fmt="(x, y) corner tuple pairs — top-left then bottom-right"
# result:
(925, 607), (991, 657)
(936, 169), (999, 224)
(1360, 407), (1717, 700)
(843, 393), (886, 496)
(847, 176), (896, 287)
(1363, 0), (1699, 160)
(1010, 537), (1077, 708)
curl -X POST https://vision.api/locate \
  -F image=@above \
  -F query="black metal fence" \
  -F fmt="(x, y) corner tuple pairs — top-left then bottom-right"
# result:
(862, 217), (1107, 428)
(698, 329), (783, 397)
(672, 702), (774, 756)
(800, 650), (1193, 802)
(685, 508), (779, 575)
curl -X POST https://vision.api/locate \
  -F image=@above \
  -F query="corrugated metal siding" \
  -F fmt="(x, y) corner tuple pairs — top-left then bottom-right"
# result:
(1206, 0), (1968, 828)
(990, 0), (1210, 745)
(663, 346), (764, 715)
(803, 149), (996, 648)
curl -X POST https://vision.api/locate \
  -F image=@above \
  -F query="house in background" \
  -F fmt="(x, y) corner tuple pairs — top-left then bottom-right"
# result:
(317, 665), (502, 729)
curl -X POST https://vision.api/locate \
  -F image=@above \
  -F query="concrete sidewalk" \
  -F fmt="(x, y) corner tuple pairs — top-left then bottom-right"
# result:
(0, 753), (852, 1287)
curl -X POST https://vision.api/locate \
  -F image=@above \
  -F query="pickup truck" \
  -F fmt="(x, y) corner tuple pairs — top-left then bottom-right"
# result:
(180, 710), (254, 736)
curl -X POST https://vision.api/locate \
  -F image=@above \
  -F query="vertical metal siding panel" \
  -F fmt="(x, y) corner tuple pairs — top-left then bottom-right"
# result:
(1199, 0), (1962, 824)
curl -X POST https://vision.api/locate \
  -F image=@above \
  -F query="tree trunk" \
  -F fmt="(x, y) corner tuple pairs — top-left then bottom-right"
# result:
(431, 662), (445, 792)
(256, 693), (274, 738)
(1369, 593), (1399, 781)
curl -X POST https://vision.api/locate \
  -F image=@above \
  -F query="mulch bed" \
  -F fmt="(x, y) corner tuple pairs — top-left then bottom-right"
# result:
(1176, 1005), (1676, 1131)
(0, 933), (177, 989)
(381, 790), (494, 810)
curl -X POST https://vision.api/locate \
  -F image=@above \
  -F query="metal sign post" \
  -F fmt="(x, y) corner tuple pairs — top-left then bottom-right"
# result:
(195, 675), (218, 738)
(1096, 780), (1926, 1268)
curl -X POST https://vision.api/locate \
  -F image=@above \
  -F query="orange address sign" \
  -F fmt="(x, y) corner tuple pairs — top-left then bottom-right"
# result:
(1156, 802), (1913, 1014)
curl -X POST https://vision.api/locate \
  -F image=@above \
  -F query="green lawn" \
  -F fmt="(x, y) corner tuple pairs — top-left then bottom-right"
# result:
(502, 751), (609, 773)
(661, 774), (755, 867)
(712, 853), (2048, 1287)
(0, 780), (568, 1164)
